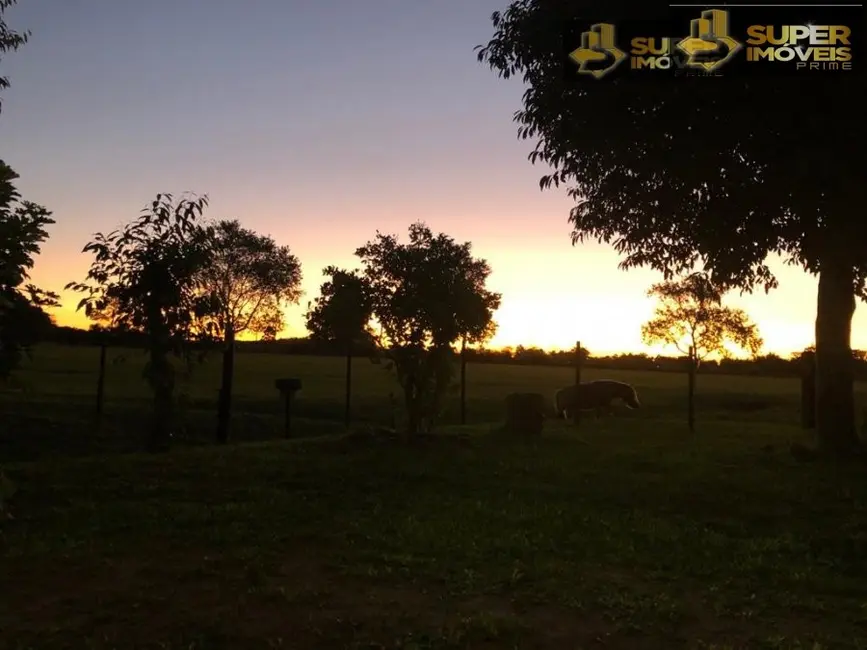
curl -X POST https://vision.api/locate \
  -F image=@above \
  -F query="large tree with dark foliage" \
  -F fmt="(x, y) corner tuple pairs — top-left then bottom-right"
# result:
(198, 220), (303, 444)
(477, 2), (866, 456)
(355, 223), (501, 435)
(1, 0), (35, 519)
(0, 162), (58, 380)
(67, 194), (213, 452)
(1, 0), (28, 115)
(1, 3), (57, 380)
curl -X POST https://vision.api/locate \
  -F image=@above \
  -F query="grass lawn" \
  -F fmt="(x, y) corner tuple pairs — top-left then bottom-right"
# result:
(3, 418), (867, 648)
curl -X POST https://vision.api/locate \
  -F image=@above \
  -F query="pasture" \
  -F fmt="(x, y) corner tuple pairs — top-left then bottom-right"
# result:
(2, 345), (867, 648)
(1, 343), (855, 461)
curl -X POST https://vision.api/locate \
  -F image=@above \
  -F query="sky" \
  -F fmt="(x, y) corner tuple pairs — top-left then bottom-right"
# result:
(1, 0), (862, 356)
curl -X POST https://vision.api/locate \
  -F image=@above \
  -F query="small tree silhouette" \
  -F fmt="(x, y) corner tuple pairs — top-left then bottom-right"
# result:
(67, 193), (213, 452)
(305, 266), (374, 427)
(198, 220), (303, 444)
(641, 272), (763, 431)
(354, 222), (501, 435)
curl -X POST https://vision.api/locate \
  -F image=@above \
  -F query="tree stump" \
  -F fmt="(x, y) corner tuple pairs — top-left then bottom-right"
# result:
(504, 392), (546, 436)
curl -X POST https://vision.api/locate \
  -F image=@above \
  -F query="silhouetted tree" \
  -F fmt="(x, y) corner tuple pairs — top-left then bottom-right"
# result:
(1, 4), (40, 519)
(306, 266), (375, 427)
(478, 3), (865, 456)
(0, 161), (58, 380)
(198, 219), (303, 444)
(641, 272), (762, 430)
(67, 193), (213, 452)
(513, 345), (548, 365)
(355, 222), (501, 435)
(0, 0), (28, 115)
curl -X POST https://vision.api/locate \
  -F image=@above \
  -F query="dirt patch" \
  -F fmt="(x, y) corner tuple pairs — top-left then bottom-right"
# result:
(0, 543), (645, 649)
(3, 539), (858, 649)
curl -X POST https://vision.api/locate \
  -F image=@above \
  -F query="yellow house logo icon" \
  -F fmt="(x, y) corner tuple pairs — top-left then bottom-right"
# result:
(676, 9), (742, 72)
(568, 23), (627, 79)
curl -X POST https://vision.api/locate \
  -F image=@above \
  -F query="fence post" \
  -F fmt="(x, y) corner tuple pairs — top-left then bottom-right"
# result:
(344, 340), (352, 429)
(573, 340), (582, 427)
(95, 342), (107, 418)
(460, 337), (467, 425)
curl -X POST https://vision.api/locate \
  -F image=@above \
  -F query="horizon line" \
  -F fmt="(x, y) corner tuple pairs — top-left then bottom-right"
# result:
(54, 325), (813, 359)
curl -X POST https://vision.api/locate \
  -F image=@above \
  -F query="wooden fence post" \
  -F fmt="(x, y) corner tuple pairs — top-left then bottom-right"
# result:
(574, 340), (582, 427)
(95, 342), (107, 418)
(460, 337), (467, 425)
(344, 340), (352, 429)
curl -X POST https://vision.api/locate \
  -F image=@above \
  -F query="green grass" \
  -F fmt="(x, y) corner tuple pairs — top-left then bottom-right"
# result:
(2, 345), (867, 648)
(5, 343), (866, 460)
(3, 425), (867, 648)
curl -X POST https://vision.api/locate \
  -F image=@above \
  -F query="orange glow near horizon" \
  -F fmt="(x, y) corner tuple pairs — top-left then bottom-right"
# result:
(23, 166), (844, 361)
(38, 227), (863, 360)
(42, 286), (820, 359)
(31, 182), (839, 361)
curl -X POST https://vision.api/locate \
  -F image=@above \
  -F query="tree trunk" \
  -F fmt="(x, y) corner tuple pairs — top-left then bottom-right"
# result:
(460, 337), (467, 425)
(344, 340), (352, 429)
(95, 342), (107, 417)
(574, 340), (582, 427)
(814, 258), (859, 455)
(147, 346), (173, 453)
(144, 301), (173, 453)
(687, 348), (696, 433)
(404, 376), (420, 435)
(216, 327), (235, 444)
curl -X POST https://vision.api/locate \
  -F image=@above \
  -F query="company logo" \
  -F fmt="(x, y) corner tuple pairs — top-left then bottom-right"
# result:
(563, 6), (858, 80)
(567, 23), (627, 79)
(676, 9), (742, 72)
(744, 23), (852, 70)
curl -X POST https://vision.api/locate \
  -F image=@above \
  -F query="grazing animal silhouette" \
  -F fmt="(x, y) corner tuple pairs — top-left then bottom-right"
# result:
(553, 380), (641, 419)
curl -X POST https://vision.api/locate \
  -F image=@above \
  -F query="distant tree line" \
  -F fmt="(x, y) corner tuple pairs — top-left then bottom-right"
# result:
(41, 322), (867, 380)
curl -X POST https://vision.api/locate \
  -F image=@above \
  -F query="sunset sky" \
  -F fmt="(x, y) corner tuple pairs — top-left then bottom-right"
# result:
(2, 0), (862, 356)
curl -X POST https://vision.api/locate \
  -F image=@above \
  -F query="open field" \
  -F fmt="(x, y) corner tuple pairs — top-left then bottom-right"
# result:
(3, 345), (867, 648)
(4, 343), (867, 462)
